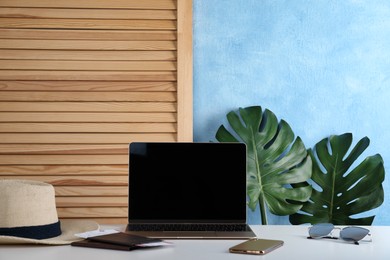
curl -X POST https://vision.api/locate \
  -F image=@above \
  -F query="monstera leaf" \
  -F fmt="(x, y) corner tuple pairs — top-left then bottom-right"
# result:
(289, 133), (385, 225)
(215, 106), (312, 225)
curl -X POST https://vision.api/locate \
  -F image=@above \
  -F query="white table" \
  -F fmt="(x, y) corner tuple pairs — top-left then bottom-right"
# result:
(1, 225), (389, 260)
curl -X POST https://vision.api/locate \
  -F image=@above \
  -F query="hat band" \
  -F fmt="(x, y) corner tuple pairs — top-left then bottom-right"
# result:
(0, 221), (61, 240)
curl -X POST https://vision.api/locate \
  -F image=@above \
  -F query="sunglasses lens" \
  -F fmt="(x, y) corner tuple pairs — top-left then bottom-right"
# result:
(340, 227), (370, 242)
(309, 223), (334, 238)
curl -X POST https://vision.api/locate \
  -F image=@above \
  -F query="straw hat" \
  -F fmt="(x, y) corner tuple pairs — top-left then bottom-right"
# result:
(0, 179), (99, 245)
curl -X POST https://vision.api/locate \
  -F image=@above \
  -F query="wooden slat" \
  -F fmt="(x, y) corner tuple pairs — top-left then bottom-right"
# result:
(0, 71), (177, 81)
(0, 155), (128, 164)
(0, 39), (176, 50)
(0, 112), (176, 122)
(55, 186), (128, 196)
(0, 60), (177, 71)
(0, 92), (176, 101)
(56, 197), (128, 207)
(0, 81), (176, 91)
(0, 165), (128, 176)
(0, 0), (177, 10)
(0, 102), (176, 112)
(0, 29), (177, 40)
(0, 175), (127, 185)
(0, 123), (176, 132)
(0, 8), (176, 20)
(0, 133), (176, 143)
(0, 145), (129, 154)
(0, 50), (177, 61)
(57, 207), (127, 218)
(0, 18), (176, 30)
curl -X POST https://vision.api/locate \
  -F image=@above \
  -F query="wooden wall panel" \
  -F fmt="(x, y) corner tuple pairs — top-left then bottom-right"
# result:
(0, 0), (193, 224)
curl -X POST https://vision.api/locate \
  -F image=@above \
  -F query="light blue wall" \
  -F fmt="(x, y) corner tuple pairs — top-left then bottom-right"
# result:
(193, 0), (390, 225)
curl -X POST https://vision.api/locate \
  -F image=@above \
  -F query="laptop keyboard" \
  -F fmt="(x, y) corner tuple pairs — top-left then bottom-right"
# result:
(127, 223), (249, 232)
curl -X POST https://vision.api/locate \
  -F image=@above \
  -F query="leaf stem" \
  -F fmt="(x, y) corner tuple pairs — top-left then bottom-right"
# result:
(252, 138), (268, 225)
(258, 192), (268, 225)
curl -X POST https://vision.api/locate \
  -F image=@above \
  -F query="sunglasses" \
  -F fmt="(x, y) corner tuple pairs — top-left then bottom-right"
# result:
(307, 223), (371, 245)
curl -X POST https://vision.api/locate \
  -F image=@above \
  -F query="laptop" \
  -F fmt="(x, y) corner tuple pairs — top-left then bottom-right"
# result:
(125, 142), (257, 239)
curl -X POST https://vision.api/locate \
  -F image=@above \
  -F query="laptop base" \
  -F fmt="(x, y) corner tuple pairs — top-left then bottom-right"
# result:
(124, 225), (257, 239)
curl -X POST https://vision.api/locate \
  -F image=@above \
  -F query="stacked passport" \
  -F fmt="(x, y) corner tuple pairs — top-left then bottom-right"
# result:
(71, 232), (169, 251)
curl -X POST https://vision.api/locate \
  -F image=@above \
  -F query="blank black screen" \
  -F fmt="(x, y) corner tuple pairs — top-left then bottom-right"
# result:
(128, 142), (247, 223)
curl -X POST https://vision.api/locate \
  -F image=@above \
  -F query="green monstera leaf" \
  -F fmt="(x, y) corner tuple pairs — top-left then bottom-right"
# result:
(215, 106), (312, 225)
(289, 133), (385, 225)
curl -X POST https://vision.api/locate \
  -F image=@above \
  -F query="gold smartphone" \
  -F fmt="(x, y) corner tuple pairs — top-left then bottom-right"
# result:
(229, 238), (284, 255)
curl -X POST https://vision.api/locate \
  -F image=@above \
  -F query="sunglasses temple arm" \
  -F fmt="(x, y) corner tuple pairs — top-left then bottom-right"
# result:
(307, 236), (338, 240)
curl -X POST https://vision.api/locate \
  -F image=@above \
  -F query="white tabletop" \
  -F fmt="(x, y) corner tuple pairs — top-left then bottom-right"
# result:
(0, 225), (389, 260)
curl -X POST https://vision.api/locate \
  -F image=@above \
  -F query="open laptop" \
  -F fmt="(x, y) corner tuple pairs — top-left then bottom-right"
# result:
(125, 142), (257, 239)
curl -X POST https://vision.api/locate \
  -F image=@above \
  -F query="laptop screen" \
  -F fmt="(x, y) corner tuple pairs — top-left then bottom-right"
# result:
(128, 142), (247, 224)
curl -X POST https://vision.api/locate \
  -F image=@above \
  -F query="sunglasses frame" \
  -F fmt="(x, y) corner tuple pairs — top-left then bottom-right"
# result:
(307, 223), (371, 245)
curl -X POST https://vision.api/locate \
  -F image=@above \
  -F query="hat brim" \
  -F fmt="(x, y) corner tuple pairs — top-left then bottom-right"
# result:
(0, 220), (99, 245)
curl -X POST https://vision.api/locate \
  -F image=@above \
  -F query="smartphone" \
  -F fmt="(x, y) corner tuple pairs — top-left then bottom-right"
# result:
(229, 238), (284, 255)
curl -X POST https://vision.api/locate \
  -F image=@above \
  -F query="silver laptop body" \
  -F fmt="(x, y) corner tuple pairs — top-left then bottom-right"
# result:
(125, 142), (257, 239)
